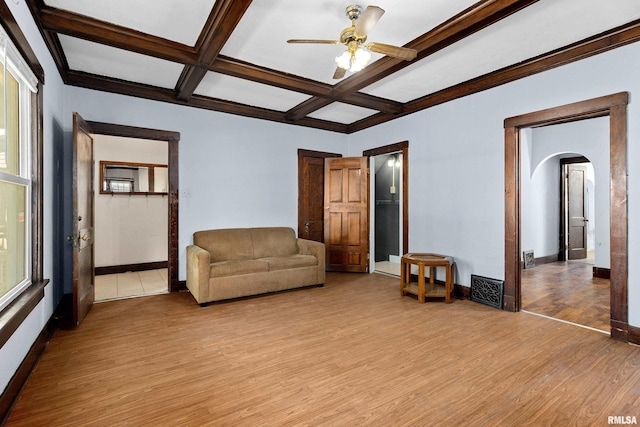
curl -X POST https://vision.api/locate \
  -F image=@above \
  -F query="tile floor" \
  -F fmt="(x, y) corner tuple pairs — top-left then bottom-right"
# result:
(95, 268), (169, 302)
(375, 261), (401, 276)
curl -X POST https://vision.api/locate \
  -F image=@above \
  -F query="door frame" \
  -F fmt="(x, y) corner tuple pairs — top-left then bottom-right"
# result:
(504, 92), (628, 342)
(363, 141), (409, 258)
(87, 121), (181, 292)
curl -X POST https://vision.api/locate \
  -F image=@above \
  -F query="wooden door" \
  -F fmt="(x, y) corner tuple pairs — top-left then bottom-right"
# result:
(567, 164), (588, 260)
(72, 113), (95, 326)
(324, 157), (369, 272)
(297, 149), (340, 242)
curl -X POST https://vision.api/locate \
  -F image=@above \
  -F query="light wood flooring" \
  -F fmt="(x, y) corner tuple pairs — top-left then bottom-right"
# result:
(7, 272), (640, 426)
(522, 259), (610, 333)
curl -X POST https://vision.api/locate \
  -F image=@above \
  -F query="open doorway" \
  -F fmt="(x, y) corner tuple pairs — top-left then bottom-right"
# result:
(363, 141), (408, 276)
(93, 135), (169, 302)
(87, 121), (180, 297)
(504, 92), (628, 342)
(372, 152), (403, 276)
(519, 132), (609, 332)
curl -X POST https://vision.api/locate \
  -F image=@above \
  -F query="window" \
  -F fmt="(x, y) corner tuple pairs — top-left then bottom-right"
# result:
(0, 27), (38, 312)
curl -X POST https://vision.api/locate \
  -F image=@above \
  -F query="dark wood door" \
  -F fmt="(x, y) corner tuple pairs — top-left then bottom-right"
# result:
(324, 157), (369, 272)
(72, 113), (95, 326)
(298, 149), (340, 242)
(567, 164), (588, 260)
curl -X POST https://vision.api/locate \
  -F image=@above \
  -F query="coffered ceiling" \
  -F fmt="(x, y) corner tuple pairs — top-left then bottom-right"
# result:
(27, 0), (640, 133)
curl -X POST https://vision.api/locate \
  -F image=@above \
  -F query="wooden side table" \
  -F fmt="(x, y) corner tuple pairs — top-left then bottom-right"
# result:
(400, 253), (455, 303)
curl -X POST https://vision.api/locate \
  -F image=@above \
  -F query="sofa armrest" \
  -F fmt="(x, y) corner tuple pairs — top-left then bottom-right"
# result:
(297, 239), (326, 284)
(187, 244), (210, 304)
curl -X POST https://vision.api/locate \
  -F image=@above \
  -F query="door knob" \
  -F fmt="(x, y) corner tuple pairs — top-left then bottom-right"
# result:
(81, 234), (88, 241)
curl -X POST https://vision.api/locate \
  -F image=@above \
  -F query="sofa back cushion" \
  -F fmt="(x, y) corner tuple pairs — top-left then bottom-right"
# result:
(250, 227), (298, 258)
(194, 228), (254, 262)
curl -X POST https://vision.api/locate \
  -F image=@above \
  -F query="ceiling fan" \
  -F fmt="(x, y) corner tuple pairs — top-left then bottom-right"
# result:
(287, 5), (418, 79)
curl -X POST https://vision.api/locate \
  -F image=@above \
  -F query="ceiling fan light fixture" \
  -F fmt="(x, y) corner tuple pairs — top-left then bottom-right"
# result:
(335, 46), (371, 72)
(335, 50), (352, 70)
(350, 46), (371, 72)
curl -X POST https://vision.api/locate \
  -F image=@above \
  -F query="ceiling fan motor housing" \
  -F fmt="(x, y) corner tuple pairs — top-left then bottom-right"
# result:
(345, 5), (363, 21)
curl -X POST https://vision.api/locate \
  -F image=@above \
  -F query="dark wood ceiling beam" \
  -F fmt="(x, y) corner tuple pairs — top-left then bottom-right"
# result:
(212, 56), (403, 114)
(335, 0), (541, 96)
(36, 6), (197, 64)
(285, 98), (333, 121)
(348, 19), (640, 133)
(286, 0), (541, 120)
(31, 0), (402, 115)
(65, 70), (348, 133)
(175, 0), (253, 101)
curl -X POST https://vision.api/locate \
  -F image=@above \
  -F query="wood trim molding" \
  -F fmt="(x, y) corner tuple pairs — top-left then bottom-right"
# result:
(0, 0), (48, 355)
(593, 267), (611, 279)
(0, 1), (45, 83)
(37, 5), (197, 64)
(86, 121), (181, 292)
(213, 56), (403, 115)
(349, 20), (640, 133)
(504, 92), (629, 342)
(95, 262), (169, 276)
(26, 0), (640, 133)
(629, 324), (640, 346)
(175, 0), (253, 100)
(520, 254), (559, 269)
(287, 0), (540, 121)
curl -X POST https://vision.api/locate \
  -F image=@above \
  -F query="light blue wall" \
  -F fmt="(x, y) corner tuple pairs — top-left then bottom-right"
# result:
(348, 42), (640, 327)
(63, 88), (349, 280)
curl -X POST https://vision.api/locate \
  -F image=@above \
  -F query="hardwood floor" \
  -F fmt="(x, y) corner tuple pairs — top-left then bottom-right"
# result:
(522, 259), (610, 332)
(7, 272), (640, 426)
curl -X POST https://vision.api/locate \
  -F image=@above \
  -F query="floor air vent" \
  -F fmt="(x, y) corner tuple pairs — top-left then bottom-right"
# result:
(470, 275), (504, 309)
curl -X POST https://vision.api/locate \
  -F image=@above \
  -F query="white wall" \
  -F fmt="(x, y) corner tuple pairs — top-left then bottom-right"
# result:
(348, 42), (640, 327)
(521, 148), (561, 260)
(94, 135), (168, 267)
(528, 119), (608, 266)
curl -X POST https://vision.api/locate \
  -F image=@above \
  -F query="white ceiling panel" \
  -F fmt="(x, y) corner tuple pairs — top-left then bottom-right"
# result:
(59, 35), (184, 89)
(307, 102), (378, 124)
(363, 0), (640, 102)
(220, 0), (479, 84)
(44, 0), (215, 46)
(195, 72), (310, 112)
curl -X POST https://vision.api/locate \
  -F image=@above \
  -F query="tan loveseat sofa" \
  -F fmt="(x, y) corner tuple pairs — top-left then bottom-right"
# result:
(186, 227), (325, 305)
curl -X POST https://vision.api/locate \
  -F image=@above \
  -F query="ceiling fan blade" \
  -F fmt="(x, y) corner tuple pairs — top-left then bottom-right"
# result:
(287, 39), (341, 45)
(333, 67), (347, 80)
(367, 42), (417, 61)
(354, 6), (385, 38)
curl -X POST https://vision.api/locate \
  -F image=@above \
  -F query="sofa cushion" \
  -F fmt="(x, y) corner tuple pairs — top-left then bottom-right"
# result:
(250, 227), (298, 258)
(260, 254), (318, 271)
(194, 228), (254, 262)
(209, 259), (269, 278)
